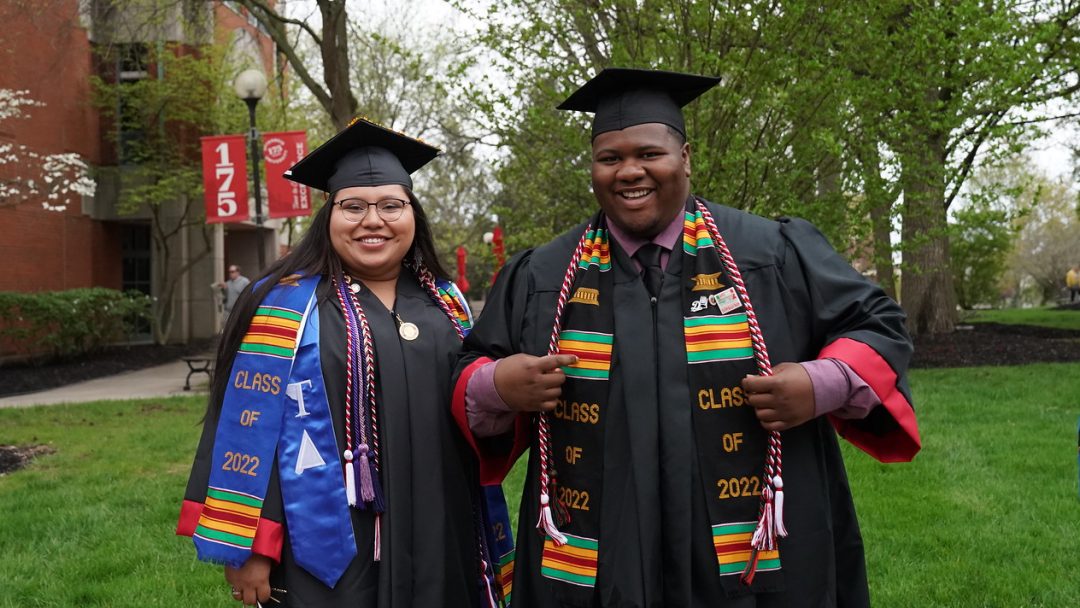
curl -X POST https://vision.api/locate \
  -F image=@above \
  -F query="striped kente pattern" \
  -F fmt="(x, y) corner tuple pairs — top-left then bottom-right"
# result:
(498, 550), (515, 605)
(576, 228), (611, 271)
(682, 209), (715, 255)
(194, 487), (263, 549)
(713, 522), (780, 576)
(684, 314), (753, 364)
(437, 286), (472, 330)
(540, 533), (598, 587)
(557, 330), (613, 380)
(240, 306), (303, 359)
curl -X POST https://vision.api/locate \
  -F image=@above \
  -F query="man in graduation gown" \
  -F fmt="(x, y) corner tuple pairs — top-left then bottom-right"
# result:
(452, 68), (921, 607)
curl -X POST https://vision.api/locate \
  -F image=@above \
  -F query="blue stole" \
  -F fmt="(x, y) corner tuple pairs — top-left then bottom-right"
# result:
(193, 275), (356, 587)
(193, 273), (516, 596)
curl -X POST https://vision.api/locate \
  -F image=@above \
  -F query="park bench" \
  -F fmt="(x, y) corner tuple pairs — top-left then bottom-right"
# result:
(182, 356), (215, 391)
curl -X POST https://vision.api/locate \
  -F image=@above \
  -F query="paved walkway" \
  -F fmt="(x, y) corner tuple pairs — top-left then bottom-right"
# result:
(0, 358), (210, 408)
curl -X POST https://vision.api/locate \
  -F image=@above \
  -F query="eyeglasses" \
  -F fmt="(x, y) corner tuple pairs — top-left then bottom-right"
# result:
(334, 198), (410, 222)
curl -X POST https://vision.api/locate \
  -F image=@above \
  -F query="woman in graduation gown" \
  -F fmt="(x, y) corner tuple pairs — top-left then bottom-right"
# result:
(177, 118), (505, 607)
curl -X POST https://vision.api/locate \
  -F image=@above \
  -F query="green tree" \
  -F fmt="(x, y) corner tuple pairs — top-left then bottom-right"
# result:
(234, 0), (358, 129)
(1007, 175), (1079, 304)
(949, 205), (1013, 309)
(92, 43), (268, 343)
(456, 0), (1080, 335)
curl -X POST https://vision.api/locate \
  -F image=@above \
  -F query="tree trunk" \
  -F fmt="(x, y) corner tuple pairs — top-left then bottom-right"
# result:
(863, 144), (898, 301)
(319, 0), (357, 130)
(900, 126), (956, 336)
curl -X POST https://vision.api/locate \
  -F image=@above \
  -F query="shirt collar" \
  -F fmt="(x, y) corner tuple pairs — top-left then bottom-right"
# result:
(606, 205), (685, 259)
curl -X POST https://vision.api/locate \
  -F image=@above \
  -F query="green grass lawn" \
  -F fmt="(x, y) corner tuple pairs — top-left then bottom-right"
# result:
(1, 364), (1079, 606)
(964, 306), (1080, 331)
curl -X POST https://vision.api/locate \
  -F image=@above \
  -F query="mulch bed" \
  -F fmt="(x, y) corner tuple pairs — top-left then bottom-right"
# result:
(0, 444), (55, 476)
(912, 322), (1080, 368)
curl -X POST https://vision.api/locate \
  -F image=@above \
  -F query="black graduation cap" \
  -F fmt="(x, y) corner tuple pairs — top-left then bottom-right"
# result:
(557, 68), (721, 139)
(284, 117), (441, 193)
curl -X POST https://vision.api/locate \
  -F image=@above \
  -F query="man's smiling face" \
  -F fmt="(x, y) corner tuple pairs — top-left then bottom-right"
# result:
(590, 122), (691, 239)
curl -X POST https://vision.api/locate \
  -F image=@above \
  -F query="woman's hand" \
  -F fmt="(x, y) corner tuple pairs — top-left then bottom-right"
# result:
(224, 554), (272, 606)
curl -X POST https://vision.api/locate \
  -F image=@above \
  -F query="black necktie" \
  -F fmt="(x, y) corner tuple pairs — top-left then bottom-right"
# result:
(635, 243), (665, 297)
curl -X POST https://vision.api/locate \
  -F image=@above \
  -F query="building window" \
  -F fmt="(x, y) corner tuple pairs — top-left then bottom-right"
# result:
(121, 223), (153, 340)
(115, 43), (148, 165)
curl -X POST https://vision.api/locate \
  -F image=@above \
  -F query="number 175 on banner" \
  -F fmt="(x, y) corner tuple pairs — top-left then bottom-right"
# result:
(200, 135), (250, 223)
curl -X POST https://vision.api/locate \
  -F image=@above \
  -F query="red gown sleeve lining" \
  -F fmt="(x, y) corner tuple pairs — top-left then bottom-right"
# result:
(819, 337), (921, 463)
(176, 498), (284, 562)
(452, 356), (530, 484)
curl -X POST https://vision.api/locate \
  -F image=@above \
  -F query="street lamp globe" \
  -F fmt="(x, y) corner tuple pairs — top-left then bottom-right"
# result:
(233, 68), (268, 101)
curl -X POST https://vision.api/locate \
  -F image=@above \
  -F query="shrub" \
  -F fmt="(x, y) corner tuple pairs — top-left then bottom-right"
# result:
(0, 288), (152, 361)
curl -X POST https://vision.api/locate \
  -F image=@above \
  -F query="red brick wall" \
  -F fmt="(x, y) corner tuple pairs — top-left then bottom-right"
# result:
(0, 0), (118, 293)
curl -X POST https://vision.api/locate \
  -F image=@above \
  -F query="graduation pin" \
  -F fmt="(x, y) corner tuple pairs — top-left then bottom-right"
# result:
(393, 312), (419, 341)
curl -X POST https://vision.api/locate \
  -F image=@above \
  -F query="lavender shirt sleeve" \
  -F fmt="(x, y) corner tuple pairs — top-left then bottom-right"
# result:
(800, 358), (881, 419)
(465, 360), (518, 437)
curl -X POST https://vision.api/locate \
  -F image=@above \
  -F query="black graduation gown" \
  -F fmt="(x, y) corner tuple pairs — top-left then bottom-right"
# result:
(182, 274), (482, 608)
(455, 199), (919, 608)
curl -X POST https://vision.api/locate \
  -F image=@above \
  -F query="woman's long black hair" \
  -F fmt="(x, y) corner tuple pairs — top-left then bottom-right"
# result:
(206, 190), (450, 415)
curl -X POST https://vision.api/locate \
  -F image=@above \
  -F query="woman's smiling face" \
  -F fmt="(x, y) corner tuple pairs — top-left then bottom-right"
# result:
(329, 184), (415, 281)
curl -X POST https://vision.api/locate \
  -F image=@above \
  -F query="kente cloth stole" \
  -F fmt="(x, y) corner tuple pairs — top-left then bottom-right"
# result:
(536, 200), (785, 604)
(194, 274), (358, 588)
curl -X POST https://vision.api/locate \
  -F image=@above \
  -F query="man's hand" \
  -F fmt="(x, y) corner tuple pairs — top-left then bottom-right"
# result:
(224, 554), (272, 606)
(741, 362), (816, 431)
(493, 353), (579, 412)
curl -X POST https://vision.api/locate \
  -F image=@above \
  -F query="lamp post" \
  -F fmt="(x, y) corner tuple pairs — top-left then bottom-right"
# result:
(233, 68), (268, 272)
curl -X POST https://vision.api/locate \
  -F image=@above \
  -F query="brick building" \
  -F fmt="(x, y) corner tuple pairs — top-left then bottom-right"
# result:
(0, 0), (279, 345)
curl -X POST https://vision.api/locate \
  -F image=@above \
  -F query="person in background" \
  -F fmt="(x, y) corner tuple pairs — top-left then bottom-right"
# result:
(219, 265), (251, 320)
(1066, 264), (1079, 303)
(179, 118), (510, 608)
(455, 68), (920, 607)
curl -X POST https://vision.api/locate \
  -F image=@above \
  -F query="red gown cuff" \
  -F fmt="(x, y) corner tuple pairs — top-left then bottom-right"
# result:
(453, 357), (530, 484)
(818, 337), (921, 462)
(176, 499), (284, 563)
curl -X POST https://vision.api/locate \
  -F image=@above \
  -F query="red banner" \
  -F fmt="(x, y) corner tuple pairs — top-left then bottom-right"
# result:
(200, 135), (249, 223)
(263, 131), (311, 219)
(456, 245), (470, 293)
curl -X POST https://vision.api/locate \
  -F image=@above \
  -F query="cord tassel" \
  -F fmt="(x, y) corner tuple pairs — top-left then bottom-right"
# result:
(480, 558), (499, 608)
(750, 485), (776, 551)
(373, 514), (382, 562)
(368, 458), (386, 513)
(536, 493), (568, 546)
(772, 475), (788, 538)
(358, 444), (375, 503)
(343, 450), (357, 507)
(740, 548), (762, 586)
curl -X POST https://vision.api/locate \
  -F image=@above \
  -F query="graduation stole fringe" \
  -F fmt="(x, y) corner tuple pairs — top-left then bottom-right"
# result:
(536, 199), (787, 601)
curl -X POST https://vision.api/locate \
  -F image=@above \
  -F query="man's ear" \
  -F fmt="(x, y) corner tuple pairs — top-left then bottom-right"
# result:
(682, 142), (692, 178)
